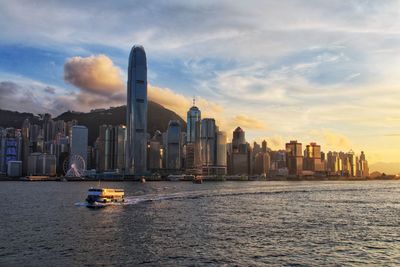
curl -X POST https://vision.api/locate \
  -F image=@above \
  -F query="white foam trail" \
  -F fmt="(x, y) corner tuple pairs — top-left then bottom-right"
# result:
(122, 184), (379, 206)
(75, 202), (89, 207)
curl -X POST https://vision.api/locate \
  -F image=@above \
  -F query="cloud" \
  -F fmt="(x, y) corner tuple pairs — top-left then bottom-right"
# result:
(321, 129), (352, 151)
(306, 129), (352, 152)
(229, 115), (267, 131)
(44, 86), (56, 94)
(64, 55), (125, 95)
(148, 85), (190, 117)
(0, 80), (65, 114)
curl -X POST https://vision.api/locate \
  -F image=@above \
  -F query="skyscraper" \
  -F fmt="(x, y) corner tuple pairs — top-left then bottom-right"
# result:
(97, 125), (126, 172)
(166, 120), (181, 170)
(232, 127), (245, 151)
(126, 45), (148, 174)
(186, 101), (202, 173)
(228, 127), (251, 175)
(187, 101), (201, 143)
(70, 125), (88, 169)
(200, 118), (216, 169)
(303, 142), (324, 172)
(285, 140), (303, 176)
(215, 130), (227, 174)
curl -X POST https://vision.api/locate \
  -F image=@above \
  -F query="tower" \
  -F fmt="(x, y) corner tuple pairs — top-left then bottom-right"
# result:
(70, 125), (88, 169)
(186, 99), (202, 173)
(126, 45), (148, 174)
(166, 120), (181, 170)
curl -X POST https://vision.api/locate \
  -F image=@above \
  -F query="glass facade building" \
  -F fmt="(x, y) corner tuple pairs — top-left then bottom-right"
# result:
(70, 125), (88, 169)
(126, 45), (148, 174)
(166, 120), (181, 170)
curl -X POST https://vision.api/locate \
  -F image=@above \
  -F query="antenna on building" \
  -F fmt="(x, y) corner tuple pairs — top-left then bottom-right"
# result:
(192, 96), (196, 107)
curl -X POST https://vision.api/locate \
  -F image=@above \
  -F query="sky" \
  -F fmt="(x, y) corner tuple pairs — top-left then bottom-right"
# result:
(0, 0), (400, 173)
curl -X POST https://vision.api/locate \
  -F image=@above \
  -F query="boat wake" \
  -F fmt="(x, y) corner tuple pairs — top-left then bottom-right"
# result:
(123, 184), (399, 206)
(123, 187), (308, 205)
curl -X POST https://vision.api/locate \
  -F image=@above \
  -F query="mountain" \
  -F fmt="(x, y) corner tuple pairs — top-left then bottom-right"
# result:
(369, 162), (400, 175)
(0, 101), (186, 146)
(0, 110), (42, 128)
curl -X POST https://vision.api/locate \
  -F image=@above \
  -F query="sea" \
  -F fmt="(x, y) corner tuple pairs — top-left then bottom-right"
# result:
(0, 180), (399, 266)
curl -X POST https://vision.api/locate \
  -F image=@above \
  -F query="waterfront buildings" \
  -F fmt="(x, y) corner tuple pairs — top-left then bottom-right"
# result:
(27, 153), (56, 176)
(0, 46), (373, 179)
(126, 45), (148, 175)
(0, 127), (22, 175)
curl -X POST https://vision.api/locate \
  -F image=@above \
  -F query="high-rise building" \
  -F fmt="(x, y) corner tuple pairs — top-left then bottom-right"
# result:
(21, 118), (30, 175)
(70, 125), (88, 169)
(346, 150), (356, 177)
(201, 118), (216, 172)
(7, 161), (22, 177)
(303, 142), (324, 172)
(27, 153), (56, 176)
(66, 120), (77, 138)
(54, 120), (66, 137)
(232, 127), (246, 151)
(97, 125), (126, 172)
(126, 45), (148, 174)
(286, 140), (303, 176)
(262, 140), (267, 153)
(186, 102), (202, 173)
(228, 127), (251, 175)
(327, 151), (342, 175)
(254, 152), (270, 175)
(43, 113), (54, 142)
(215, 131), (227, 175)
(148, 135), (162, 170)
(0, 128), (22, 174)
(166, 120), (181, 170)
(358, 151), (369, 177)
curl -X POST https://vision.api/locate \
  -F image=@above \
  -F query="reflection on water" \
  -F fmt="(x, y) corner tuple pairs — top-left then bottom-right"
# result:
(1, 181), (400, 266)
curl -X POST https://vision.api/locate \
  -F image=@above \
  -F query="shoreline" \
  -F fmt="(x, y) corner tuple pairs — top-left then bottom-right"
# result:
(0, 175), (398, 182)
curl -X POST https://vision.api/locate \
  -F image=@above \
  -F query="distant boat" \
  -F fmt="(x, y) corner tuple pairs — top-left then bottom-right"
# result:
(166, 174), (184, 181)
(85, 188), (124, 209)
(192, 176), (203, 184)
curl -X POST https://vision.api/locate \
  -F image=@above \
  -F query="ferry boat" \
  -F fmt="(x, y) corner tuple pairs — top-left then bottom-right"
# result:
(192, 176), (203, 184)
(85, 188), (125, 208)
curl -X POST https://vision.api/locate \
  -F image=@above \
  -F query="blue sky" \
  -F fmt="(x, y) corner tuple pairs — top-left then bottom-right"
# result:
(1, 0), (400, 170)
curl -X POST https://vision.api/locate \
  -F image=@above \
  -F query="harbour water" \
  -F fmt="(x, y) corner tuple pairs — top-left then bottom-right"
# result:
(1, 181), (400, 266)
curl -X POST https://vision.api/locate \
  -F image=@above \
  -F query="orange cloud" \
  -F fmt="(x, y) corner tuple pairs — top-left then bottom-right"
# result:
(320, 129), (352, 151)
(64, 54), (124, 96)
(229, 115), (267, 131)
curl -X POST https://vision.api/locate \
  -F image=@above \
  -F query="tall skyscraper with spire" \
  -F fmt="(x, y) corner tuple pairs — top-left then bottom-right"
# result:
(126, 45), (148, 174)
(186, 99), (202, 174)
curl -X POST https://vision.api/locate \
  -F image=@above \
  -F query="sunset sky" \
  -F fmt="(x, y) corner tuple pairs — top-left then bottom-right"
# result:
(0, 1), (399, 172)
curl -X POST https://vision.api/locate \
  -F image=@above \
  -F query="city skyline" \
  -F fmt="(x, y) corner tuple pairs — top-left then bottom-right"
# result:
(0, 1), (399, 172)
